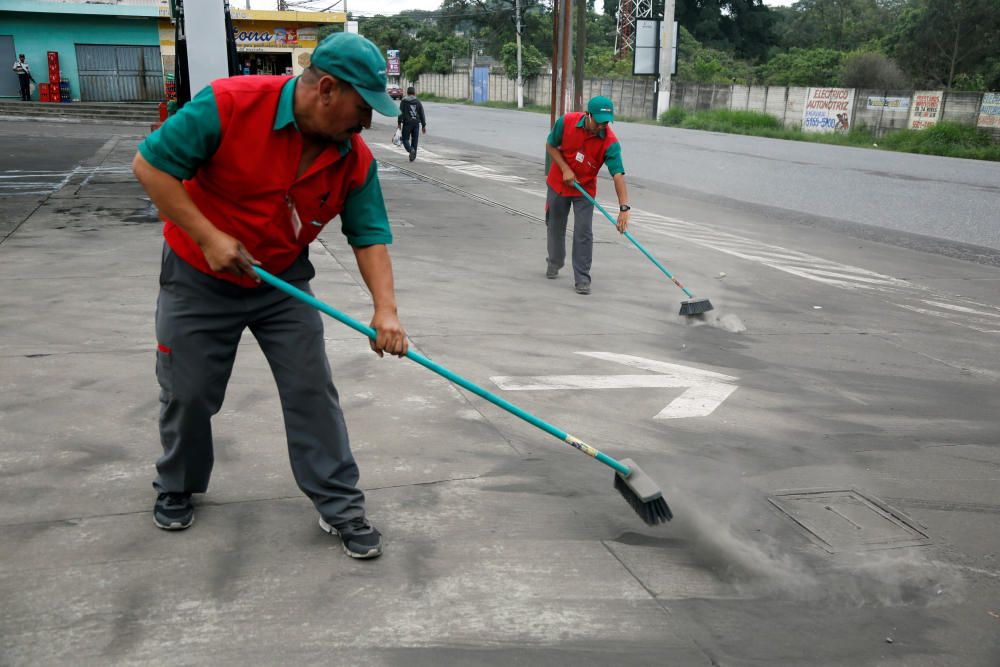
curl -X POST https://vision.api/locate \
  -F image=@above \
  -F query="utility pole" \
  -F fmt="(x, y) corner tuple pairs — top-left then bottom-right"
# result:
(549, 0), (559, 127)
(558, 0), (571, 116)
(515, 0), (523, 109)
(573, 0), (585, 111)
(469, 40), (476, 103)
(655, 0), (675, 119)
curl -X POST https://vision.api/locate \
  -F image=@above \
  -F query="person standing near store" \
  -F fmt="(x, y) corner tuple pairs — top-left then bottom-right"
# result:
(397, 86), (426, 161)
(131, 32), (407, 560)
(544, 96), (630, 295)
(12, 54), (33, 101)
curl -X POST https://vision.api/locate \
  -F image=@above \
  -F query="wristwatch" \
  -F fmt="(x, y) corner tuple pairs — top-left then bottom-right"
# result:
(619, 204), (631, 212)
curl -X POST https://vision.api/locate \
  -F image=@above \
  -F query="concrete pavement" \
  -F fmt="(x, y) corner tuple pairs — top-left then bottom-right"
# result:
(1, 119), (999, 665)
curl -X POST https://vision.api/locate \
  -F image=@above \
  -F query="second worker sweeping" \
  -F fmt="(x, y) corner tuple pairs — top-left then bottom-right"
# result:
(544, 96), (630, 295)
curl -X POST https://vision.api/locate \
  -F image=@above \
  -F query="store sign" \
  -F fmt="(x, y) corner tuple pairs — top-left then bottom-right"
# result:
(386, 49), (400, 76)
(802, 87), (855, 133)
(231, 23), (319, 48)
(908, 91), (943, 130)
(866, 96), (909, 111)
(977, 92), (1000, 129)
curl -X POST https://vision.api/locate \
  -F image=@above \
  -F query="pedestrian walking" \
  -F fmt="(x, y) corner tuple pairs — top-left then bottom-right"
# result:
(397, 86), (426, 161)
(544, 96), (631, 295)
(131, 32), (407, 559)
(12, 54), (33, 101)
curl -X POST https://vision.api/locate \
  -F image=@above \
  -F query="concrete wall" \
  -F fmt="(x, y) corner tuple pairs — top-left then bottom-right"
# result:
(854, 90), (913, 137)
(678, 81), (1000, 140)
(400, 72), (657, 120)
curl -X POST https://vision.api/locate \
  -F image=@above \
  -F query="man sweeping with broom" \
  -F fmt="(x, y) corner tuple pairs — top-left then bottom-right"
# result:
(544, 95), (631, 295)
(132, 32), (406, 559)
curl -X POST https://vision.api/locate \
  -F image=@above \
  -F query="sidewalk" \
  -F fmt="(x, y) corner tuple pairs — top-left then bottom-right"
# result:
(0, 133), (710, 666)
(2, 123), (999, 666)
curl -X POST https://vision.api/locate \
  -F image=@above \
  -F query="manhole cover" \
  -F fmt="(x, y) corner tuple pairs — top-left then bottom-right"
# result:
(768, 489), (929, 553)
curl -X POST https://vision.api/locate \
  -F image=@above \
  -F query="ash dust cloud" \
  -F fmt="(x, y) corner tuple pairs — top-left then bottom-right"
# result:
(680, 310), (747, 333)
(643, 468), (965, 607)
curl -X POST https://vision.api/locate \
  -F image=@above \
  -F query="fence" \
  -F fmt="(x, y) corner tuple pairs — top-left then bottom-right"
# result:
(400, 72), (657, 119)
(676, 83), (1000, 140)
(401, 71), (1000, 140)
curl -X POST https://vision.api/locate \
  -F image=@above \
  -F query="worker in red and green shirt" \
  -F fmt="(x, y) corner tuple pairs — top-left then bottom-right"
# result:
(132, 33), (404, 559)
(544, 96), (631, 295)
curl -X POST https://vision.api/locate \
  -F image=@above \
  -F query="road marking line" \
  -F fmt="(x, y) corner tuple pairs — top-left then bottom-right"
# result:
(491, 352), (739, 420)
(379, 146), (1000, 335)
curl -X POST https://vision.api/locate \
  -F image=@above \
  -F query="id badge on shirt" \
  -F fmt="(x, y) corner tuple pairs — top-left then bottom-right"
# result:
(287, 196), (302, 239)
(575, 151), (585, 163)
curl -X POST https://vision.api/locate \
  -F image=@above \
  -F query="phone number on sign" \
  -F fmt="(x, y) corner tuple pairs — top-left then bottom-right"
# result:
(804, 116), (838, 128)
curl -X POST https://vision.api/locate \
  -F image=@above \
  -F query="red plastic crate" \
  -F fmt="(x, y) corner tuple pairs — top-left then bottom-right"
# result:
(47, 51), (58, 68)
(39, 83), (50, 102)
(49, 85), (60, 103)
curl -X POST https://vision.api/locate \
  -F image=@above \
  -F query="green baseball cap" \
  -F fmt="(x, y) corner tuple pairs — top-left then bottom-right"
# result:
(309, 32), (399, 117)
(587, 95), (615, 124)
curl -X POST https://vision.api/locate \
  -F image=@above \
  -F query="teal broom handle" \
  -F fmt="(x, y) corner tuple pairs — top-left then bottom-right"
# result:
(253, 266), (631, 477)
(573, 182), (695, 299)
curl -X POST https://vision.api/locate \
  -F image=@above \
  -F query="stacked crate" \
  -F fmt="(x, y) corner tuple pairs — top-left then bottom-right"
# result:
(47, 51), (60, 103)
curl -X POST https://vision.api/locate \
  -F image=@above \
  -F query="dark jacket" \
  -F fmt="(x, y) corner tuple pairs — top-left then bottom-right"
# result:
(398, 95), (426, 127)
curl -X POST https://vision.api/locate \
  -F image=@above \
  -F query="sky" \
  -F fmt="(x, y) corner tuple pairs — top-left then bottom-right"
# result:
(248, 0), (798, 16)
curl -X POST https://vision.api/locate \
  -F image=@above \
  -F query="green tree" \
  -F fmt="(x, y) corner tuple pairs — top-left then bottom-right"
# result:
(889, 0), (1000, 89)
(675, 26), (754, 84)
(583, 46), (635, 78)
(839, 51), (911, 88)
(756, 47), (844, 85)
(775, 0), (901, 52)
(500, 42), (546, 79)
(357, 15), (422, 64)
(675, 0), (777, 59)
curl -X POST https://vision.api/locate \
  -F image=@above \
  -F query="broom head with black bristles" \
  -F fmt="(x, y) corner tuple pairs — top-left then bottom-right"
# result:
(679, 297), (714, 317)
(614, 458), (673, 525)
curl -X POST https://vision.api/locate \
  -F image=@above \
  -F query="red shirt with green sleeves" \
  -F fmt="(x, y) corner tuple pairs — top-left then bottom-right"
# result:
(138, 75), (392, 287)
(546, 111), (625, 198)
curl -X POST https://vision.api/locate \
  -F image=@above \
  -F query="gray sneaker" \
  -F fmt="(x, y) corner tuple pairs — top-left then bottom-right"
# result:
(319, 516), (383, 559)
(154, 492), (193, 530)
(575, 283), (591, 295)
(546, 265), (559, 279)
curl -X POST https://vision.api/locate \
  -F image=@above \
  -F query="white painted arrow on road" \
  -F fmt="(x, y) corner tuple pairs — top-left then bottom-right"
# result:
(490, 352), (739, 419)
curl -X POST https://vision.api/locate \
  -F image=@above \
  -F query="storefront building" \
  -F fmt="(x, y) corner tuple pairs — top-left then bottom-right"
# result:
(157, 8), (344, 85)
(2, 0), (343, 102)
(1, 0), (162, 102)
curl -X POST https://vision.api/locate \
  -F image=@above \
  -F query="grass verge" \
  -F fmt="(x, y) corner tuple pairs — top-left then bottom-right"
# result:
(658, 108), (1000, 161)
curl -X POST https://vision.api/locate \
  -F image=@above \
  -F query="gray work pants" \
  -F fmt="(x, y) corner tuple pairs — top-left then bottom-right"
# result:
(153, 244), (364, 524)
(545, 185), (595, 286)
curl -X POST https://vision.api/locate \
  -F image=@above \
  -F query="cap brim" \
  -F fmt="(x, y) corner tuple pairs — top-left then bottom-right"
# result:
(356, 85), (400, 117)
(592, 112), (614, 124)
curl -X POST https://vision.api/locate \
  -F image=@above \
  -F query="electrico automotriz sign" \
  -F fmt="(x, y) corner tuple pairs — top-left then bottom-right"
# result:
(802, 87), (855, 133)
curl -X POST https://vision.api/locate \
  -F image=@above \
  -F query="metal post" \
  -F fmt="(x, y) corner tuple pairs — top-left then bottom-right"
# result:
(515, 0), (524, 109)
(574, 0), (585, 112)
(550, 0), (559, 127)
(559, 0), (571, 116)
(469, 42), (476, 103)
(654, 0), (675, 119)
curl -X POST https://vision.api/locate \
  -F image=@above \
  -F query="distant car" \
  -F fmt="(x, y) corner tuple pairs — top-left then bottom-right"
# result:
(387, 86), (403, 100)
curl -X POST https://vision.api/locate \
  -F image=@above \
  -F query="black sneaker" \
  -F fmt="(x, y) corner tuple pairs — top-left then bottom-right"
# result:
(409, 149), (417, 162)
(546, 265), (559, 279)
(154, 492), (193, 530)
(319, 516), (383, 559)
(575, 283), (591, 295)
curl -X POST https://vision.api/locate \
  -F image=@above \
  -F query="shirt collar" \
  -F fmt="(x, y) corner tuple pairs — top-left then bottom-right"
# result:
(274, 76), (351, 156)
(575, 114), (605, 138)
